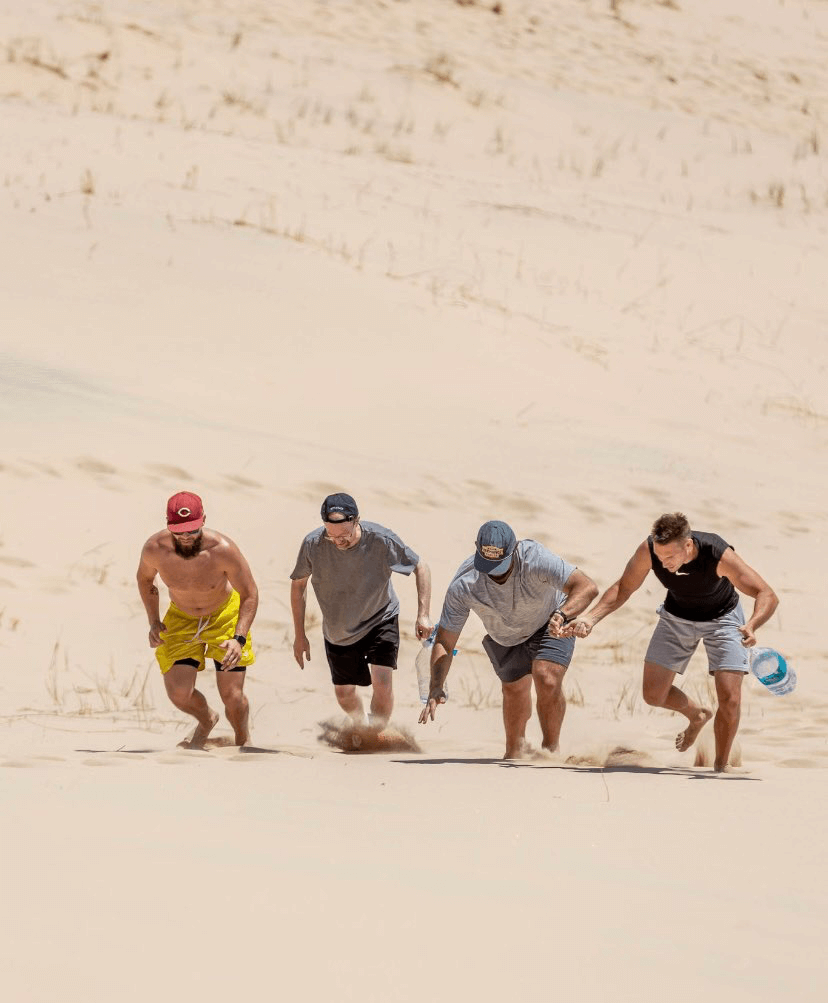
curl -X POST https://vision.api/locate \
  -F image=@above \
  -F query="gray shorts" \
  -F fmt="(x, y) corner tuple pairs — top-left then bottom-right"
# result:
(482, 621), (575, 684)
(645, 603), (750, 675)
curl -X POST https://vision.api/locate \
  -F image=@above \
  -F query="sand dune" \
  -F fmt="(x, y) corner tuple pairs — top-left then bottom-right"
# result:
(2, 2), (827, 1001)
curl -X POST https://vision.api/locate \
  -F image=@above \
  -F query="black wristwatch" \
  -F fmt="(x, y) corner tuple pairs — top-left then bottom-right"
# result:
(551, 609), (573, 626)
(232, 633), (247, 646)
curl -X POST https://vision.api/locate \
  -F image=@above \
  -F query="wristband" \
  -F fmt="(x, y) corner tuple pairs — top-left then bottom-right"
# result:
(233, 634), (247, 646)
(552, 610), (573, 626)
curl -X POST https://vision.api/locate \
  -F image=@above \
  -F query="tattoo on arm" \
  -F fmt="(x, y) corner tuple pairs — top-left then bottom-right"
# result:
(150, 585), (159, 596)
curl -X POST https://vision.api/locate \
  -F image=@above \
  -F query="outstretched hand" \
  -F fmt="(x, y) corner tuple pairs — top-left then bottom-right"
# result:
(563, 618), (593, 639)
(418, 689), (446, 724)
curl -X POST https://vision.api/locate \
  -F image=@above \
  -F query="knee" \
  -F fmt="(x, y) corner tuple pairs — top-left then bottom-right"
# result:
(717, 690), (741, 717)
(502, 678), (532, 711)
(642, 683), (665, 707)
(221, 690), (247, 713)
(166, 686), (193, 710)
(533, 662), (565, 693)
(536, 676), (564, 702)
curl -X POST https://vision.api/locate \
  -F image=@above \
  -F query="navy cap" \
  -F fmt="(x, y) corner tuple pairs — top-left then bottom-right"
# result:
(321, 492), (359, 522)
(474, 520), (517, 575)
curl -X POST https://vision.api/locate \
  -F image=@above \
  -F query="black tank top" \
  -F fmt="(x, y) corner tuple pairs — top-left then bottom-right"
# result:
(647, 532), (738, 622)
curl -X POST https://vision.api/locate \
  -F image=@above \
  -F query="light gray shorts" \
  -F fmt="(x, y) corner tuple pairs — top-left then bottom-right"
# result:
(645, 603), (750, 675)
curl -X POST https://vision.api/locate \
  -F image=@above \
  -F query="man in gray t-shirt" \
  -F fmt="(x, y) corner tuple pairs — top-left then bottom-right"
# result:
(291, 492), (432, 730)
(420, 520), (597, 759)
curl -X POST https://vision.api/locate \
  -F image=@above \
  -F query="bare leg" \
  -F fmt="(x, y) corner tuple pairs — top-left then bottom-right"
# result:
(532, 659), (567, 753)
(642, 662), (712, 752)
(501, 675), (533, 759)
(164, 663), (218, 749)
(369, 665), (393, 730)
(216, 670), (250, 746)
(713, 670), (743, 772)
(334, 684), (367, 726)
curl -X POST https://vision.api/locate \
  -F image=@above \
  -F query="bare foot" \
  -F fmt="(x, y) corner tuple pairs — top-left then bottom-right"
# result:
(675, 708), (713, 752)
(503, 739), (532, 761)
(713, 762), (750, 775)
(179, 711), (219, 750)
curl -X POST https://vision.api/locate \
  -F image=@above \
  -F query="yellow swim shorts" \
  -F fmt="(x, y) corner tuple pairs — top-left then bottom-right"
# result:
(155, 590), (255, 674)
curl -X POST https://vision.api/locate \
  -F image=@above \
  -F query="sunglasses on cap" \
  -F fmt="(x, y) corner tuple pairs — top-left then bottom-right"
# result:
(324, 514), (357, 525)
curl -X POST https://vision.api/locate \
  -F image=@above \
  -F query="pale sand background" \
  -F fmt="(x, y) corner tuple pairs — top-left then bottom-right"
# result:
(1, 1), (827, 1000)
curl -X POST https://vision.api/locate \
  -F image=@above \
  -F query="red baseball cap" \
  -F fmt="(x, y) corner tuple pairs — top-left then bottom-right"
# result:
(166, 492), (205, 533)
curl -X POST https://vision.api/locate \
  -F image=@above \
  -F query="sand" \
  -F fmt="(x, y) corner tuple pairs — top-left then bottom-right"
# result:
(1, 1), (827, 1000)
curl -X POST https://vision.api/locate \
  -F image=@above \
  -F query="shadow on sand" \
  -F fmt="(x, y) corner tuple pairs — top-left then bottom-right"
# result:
(77, 743), (307, 757)
(392, 758), (760, 780)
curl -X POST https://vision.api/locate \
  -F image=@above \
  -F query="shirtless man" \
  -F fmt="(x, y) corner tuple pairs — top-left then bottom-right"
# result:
(567, 512), (779, 772)
(137, 491), (258, 748)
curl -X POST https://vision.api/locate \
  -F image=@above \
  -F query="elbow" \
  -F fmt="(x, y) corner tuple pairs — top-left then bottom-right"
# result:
(574, 574), (598, 605)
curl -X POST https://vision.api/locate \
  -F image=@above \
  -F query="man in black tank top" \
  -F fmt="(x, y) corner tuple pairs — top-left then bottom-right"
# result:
(566, 513), (778, 773)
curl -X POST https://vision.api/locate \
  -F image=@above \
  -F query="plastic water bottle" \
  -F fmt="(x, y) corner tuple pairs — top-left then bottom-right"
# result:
(415, 630), (455, 704)
(750, 647), (797, 696)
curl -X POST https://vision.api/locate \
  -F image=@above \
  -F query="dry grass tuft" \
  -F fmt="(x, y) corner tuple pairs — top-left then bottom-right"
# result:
(44, 641), (161, 728)
(424, 52), (459, 88)
(455, 666), (498, 710)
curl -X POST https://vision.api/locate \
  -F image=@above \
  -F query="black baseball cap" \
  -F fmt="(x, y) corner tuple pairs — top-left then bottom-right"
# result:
(321, 492), (359, 522)
(474, 520), (517, 575)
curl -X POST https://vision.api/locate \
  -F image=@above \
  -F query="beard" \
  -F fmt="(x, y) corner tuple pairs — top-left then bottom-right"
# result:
(172, 531), (204, 559)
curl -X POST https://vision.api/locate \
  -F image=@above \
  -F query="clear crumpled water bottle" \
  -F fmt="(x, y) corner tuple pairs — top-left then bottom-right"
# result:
(750, 646), (797, 696)
(415, 629), (455, 704)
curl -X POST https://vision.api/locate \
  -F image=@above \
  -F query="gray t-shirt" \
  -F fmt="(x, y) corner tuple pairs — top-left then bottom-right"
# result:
(439, 539), (575, 646)
(290, 521), (419, 645)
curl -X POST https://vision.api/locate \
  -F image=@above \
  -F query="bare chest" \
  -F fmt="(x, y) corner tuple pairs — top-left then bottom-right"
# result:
(156, 552), (227, 594)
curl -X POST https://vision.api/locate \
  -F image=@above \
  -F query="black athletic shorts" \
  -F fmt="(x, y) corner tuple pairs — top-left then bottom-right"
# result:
(323, 616), (399, 687)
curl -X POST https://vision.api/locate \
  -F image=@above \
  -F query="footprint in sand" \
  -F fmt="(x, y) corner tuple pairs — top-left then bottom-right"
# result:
(145, 463), (194, 479)
(80, 753), (146, 764)
(0, 555), (35, 567)
(232, 745), (314, 760)
(156, 754), (200, 765)
(199, 735), (238, 750)
(2, 755), (67, 768)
